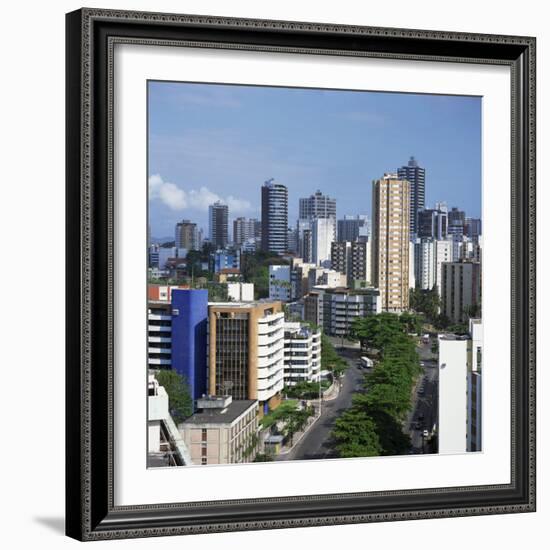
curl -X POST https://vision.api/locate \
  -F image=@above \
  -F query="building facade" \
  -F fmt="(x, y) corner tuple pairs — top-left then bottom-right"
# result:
(397, 156), (425, 235)
(269, 264), (291, 302)
(233, 217), (259, 246)
(440, 261), (482, 323)
(283, 322), (322, 386)
(179, 396), (259, 465)
(299, 190), (336, 220)
(175, 219), (199, 250)
(208, 301), (285, 414)
(261, 179), (288, 254)
(371, 173), (411, 312)
(337, 214), (370, 242)
(304, 287), (381, 337)
(209, 201), (229, 248)
(311, 217), (336, 266)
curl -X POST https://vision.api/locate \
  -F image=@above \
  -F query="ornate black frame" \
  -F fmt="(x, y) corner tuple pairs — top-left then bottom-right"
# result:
(66, 8), (536, 541)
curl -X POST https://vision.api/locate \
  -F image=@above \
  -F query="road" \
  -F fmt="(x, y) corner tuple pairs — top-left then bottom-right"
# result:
(405, 339), (439, 453)
(278, 340), (364, 461)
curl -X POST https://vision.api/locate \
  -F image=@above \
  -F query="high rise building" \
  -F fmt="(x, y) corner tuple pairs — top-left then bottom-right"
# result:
(233, 217), (259, 246)
(434, 239), (453, 292)
(311, 217), (336, 266)
(299, 190), (336, 220)
(464, 217), (482, 242)
(175, 219), (199, 250)
(337, 214), (370, 242)
(438, 319), (483, 454)
(440, 261), (482, 323)
(397, 156), (425, 235)
(371, 173), (411, 312)
(417, 206), (448, 240)
(331, 241), (371, 285)
(413, 238), (435, 290)
(209, 201), (229, 248)
(208, 301), (285, 414)
(447, 207), (466, 237)
(261, 179), (288, 254)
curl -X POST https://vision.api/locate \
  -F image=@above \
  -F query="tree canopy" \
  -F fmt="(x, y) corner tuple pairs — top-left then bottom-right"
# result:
(155, 369), (193, 424)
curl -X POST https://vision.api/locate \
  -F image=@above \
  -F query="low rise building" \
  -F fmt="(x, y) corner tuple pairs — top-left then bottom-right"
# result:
(179, 395), (259, 465)
(304, 286), (381, 337)
(283, 322), (322, 386)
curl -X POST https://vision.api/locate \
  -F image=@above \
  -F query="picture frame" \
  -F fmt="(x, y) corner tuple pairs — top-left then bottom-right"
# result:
(65, 7), (536, 541)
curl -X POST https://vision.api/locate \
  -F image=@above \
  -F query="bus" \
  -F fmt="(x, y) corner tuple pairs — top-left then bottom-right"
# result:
(359, 356), (373, 369)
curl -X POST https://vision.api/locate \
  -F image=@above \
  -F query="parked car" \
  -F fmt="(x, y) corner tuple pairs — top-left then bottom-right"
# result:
(422, 429), (430, 438)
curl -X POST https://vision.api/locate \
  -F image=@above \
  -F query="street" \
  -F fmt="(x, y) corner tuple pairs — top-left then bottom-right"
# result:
(278, 340), (364, 461)
(405, 339), (439, 453)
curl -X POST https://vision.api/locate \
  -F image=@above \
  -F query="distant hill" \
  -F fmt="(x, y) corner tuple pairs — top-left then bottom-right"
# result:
(150, 236), (174, 245)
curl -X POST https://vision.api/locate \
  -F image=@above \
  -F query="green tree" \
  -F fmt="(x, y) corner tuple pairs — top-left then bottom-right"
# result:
(155, 370), (193, 424)
(332, 409), (383, 458)
(321, 334), (348, 377)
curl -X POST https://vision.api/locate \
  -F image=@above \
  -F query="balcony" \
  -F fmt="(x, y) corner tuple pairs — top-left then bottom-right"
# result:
(148, 357), (172, 366)
(148, 325), (172, 333)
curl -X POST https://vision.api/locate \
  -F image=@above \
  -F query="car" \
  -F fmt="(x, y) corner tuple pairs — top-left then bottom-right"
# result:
(413, 422), (422, 430)
(417, 414), (425, 421)
(418, 388), (425, 395)
(422, 429), (430, 438)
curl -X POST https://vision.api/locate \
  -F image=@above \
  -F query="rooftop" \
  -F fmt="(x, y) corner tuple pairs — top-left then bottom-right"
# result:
(181, 399), (258, 425)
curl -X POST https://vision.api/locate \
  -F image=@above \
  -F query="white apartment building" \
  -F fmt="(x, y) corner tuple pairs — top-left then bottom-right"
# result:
(438, 319), (483, 454)
(414, 238), (435, 290)
(434, 239), (453, 292)
(304, 286), (381, 338)
(227, 282), (254, 302)
(311, 217), (336, 266)
(147, 301), (172, 369)
(283, 322), (322, 386)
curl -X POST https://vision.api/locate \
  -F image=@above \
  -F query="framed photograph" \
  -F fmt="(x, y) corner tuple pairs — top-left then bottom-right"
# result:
(66, 8), (536, 541)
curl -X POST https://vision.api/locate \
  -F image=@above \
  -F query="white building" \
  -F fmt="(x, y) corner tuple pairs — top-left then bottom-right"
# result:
(434, 239), (453, 292)
(269, 264), (291, 302)
(283, 322), (322, 386)
(148, 375), (192, 466)
(227, 282), (254, 302)
(438, 334), (469, 454)
(414, 238), (435, 290)
(304, 286), (381, 338)
(147, 301), (172, 369)
(311, 217), (336, 266)
(438, 319), (483, 454)
(467, 319), (483, 451)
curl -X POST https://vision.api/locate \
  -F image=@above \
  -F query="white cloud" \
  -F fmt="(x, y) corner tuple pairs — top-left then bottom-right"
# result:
(148, 174), (253, 214)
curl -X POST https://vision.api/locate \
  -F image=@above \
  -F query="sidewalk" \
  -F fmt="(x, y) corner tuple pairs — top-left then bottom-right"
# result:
(277, 382), (342, 456)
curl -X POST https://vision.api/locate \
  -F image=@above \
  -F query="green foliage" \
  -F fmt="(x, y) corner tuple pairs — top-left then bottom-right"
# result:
(283, 381), (324, 400)
(332, 409), (383, 457)
(260, 400), (299, 429)
(321, 334), (348, 377)
(154, 370), (193, 424)
(240, 251), (288, 299)
(409, 285), (441, 321)
(332, 312), (421, 458)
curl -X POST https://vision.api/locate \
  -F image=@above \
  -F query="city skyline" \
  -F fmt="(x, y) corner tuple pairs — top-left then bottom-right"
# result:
(148, 81), (481, 238)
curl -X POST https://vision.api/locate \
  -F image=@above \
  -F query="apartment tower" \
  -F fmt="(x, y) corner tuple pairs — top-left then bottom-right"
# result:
(371, 173), (411, 312)
(261, 179), (288, 254)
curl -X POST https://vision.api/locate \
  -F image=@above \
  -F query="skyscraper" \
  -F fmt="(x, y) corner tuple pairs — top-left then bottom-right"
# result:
(371, 173), (410, 312)
(397, 156), (425, 235)
(261, 179), (288, 254)
(299, 190), (336, 220)
(448, 207), (466, 236)
(417, 206), (448, 240)
(233, 217), (259, 246)
(209, 201), (229, 248)
(311, 217), (336, 266)
(337, 214), (370, 242)
(175, 219), (199, 250)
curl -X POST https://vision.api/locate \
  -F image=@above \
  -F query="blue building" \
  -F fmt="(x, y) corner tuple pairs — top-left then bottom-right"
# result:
(170, 289), (208, 404)
(211, 249), (241, 273)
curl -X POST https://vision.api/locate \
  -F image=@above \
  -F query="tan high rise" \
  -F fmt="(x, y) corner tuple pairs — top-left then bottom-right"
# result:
(371, 174), (410, 312)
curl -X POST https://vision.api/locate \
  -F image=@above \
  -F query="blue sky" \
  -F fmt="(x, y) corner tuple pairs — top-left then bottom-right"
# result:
(148, 81), (481, 239)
